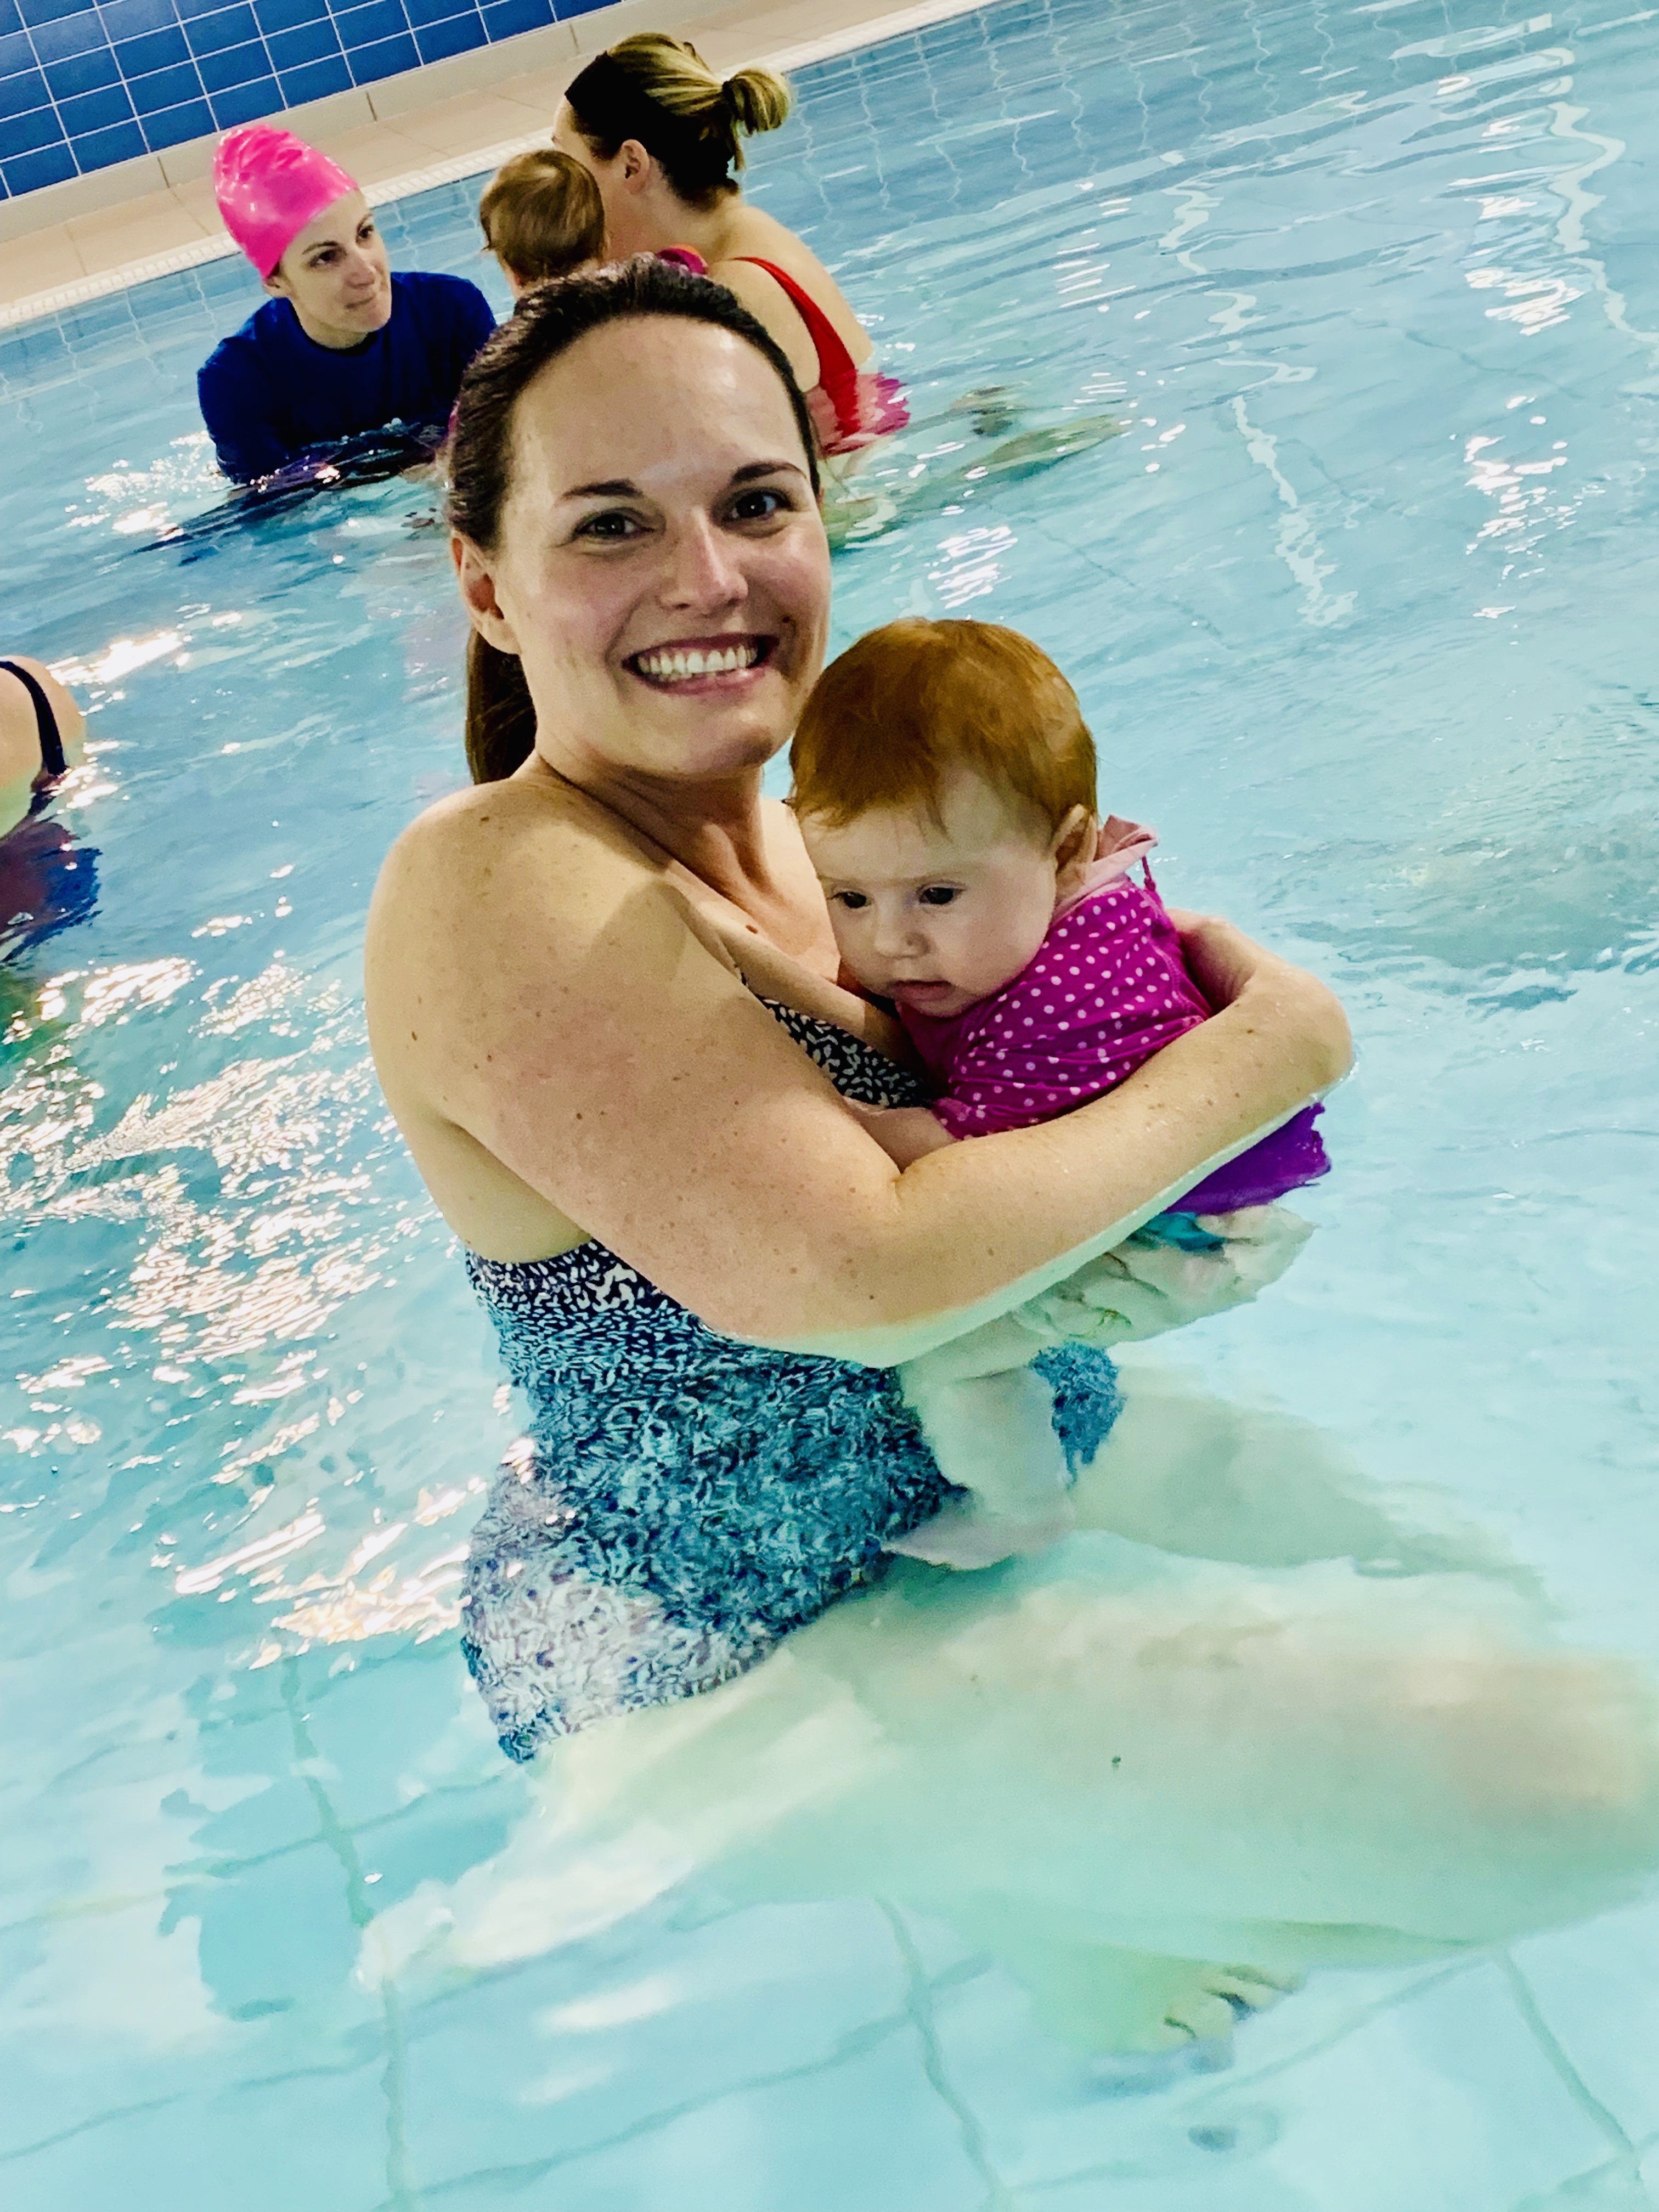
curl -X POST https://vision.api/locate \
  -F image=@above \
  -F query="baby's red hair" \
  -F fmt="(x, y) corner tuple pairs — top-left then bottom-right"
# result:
(789, 617), (1097, 832)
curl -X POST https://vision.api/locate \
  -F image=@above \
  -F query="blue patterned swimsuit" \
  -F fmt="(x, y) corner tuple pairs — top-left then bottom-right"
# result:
(460, 1002), (1124, 1762)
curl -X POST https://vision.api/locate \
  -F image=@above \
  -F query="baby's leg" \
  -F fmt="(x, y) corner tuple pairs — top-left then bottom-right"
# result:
(893, 1330), (1077, 1569)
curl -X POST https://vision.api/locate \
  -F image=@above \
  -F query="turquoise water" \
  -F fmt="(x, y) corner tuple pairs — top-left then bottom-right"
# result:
(5, 0), (1659, 2202)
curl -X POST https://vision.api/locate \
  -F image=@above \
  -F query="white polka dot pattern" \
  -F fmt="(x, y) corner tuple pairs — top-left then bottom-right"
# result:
(901, 873), (1214, 1136)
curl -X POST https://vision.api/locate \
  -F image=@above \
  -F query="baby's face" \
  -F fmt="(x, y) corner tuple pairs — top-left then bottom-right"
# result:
(801, 769), (1074, 1019)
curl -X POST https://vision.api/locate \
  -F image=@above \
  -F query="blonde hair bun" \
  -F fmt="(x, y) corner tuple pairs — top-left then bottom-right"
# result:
(569, 35), (792, 204)
(603, 33), (791, 138)
(720, 65), (792, 137)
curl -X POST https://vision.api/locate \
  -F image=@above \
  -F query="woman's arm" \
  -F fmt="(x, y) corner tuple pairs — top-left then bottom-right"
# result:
(198, 350), (291, 484)
(369, 800), (1351, 1350)
(0, 659), (85, 838)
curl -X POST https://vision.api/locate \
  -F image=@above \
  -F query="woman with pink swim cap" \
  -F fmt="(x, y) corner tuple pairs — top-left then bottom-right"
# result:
(198, 123), (496, 486)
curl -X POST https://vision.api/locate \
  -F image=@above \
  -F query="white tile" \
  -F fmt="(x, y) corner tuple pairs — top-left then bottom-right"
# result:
(899, 1951), (1624, 2209)
(486, 64), (580, 116)
(366, 20), (574, 116)
(1510, 1904), (1659, 2146)
(302, 122), (452, 189)
(0, 225), (86, 303)
(65, 200), (212, 279)
(0, 151), (168, 247)
(383, 91), (561, 159)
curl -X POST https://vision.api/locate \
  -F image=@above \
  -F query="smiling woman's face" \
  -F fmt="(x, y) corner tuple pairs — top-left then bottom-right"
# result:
(455, 315), (831, 788)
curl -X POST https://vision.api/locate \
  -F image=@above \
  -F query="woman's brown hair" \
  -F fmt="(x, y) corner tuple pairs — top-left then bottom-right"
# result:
(565, 32), (791, 208)
(449, 256), (822, 783)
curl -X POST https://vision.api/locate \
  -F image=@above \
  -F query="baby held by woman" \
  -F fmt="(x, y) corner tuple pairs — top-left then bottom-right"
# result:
(791, 618), (1330, 1568)
(478, 149), (707, 293)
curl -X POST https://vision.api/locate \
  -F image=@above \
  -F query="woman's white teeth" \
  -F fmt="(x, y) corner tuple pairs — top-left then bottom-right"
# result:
(636, 642), (760, 681)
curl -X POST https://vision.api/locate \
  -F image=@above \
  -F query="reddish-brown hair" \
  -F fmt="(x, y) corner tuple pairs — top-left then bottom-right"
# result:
(790, 617), (1097, 832)
(478, 149), (606, 284)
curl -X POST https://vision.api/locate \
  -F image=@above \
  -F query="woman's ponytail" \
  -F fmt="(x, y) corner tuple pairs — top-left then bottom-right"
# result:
(720, 65), (791, 139)
(465, 632), (537, 783)
(566, 35), (792, 205)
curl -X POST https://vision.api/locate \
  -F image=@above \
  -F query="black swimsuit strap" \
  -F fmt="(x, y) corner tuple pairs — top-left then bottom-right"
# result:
(0, 660), (67, 782)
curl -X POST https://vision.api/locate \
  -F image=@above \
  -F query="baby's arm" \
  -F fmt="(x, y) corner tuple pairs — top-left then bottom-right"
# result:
(843, 1099), (960, 1169)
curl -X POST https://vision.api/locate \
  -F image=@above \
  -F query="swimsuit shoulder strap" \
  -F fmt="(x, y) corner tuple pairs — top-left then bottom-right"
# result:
(0, 659), (67, 782)
(729, 257), (861, 435)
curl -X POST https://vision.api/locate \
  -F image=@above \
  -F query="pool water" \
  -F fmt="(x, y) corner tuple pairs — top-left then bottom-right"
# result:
(5, 0), (1659, 2202)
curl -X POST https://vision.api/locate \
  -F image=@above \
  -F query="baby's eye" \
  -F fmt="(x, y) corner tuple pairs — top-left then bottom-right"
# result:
(832, 890), (870, 911)
(918, 885), (961, 907)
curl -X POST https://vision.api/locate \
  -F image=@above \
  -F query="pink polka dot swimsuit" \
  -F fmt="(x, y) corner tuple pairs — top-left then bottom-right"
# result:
(898, 820), (1329, 1215)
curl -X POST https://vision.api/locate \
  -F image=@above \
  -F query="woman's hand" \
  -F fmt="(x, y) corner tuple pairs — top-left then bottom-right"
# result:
(1007, 1205), (1316, 1349)
(1167, 906), (1263, 1010)
(1169, 906), (1351, 1085)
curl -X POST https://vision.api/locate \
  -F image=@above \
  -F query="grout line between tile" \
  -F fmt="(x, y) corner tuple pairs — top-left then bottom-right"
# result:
(1494, 1949), (1642, 2162)
(0, 0), (1000, 335)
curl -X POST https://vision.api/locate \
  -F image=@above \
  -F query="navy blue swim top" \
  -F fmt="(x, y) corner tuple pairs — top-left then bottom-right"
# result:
(196, 269), (496, 484)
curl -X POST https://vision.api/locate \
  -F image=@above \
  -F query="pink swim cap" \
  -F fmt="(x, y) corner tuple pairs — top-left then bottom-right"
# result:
(214, 123), (359, 279)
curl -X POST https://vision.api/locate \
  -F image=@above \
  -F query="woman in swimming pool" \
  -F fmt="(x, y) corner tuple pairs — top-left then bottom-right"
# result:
(552, 33), (907, 460)
(0, 655), (82, 839)
(0, 654), (97, 962)
(364, 259), (1659, 2049)
(199, 125), (496, 486)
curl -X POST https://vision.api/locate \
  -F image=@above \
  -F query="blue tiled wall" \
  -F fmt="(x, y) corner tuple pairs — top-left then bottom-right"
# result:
(0, 0), (614, 200)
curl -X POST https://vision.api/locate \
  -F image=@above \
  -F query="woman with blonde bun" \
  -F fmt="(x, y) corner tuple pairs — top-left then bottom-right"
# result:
(554, 32), (907, 455)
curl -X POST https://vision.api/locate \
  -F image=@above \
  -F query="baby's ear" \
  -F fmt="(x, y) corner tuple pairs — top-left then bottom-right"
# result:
(1051, 804), (1097, 893)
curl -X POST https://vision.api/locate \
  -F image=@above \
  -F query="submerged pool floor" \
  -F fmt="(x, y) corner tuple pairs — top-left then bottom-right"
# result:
(4, 0), (1659, 2204)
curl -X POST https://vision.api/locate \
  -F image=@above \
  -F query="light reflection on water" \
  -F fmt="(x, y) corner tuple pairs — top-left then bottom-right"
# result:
(1, 940), (506, 1702)
(3, 0), (1659, 2201)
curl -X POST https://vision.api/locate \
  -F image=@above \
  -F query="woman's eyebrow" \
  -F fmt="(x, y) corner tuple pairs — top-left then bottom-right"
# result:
(561, 460), (805, 500)
(730, 460), (806, 484)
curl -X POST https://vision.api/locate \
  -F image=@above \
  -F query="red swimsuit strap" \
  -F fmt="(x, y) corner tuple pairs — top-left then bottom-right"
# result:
(730, 257), (861, 436)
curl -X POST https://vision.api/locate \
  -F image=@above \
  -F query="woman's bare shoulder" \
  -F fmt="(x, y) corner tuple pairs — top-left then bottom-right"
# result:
(708, 211), (872, 361)
(377, 772), (647, 922)
(716, 205), (833, 275)
(0, 654), (84, 774)
(368, 774), (747, 1036)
